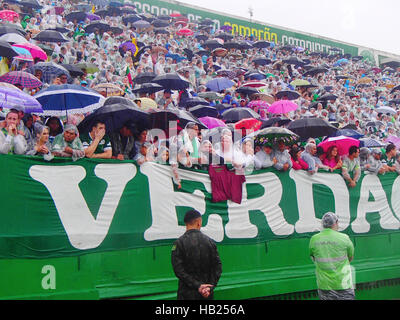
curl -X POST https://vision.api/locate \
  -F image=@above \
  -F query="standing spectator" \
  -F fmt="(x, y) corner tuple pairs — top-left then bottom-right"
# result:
(342, 146), (361, 188)
(309, 212), (355, 300)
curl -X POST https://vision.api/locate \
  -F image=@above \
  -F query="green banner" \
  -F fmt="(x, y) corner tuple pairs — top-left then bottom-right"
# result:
(1, 154), (400, 259)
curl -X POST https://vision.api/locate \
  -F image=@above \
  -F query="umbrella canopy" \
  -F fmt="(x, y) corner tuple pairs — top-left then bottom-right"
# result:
(204, 39), (223, 50)
(152, 19), (169, 28)
(18, 0), (42, 9)
(290, 79), (310, 87)
(183, 97), (209, 108)
(132, 20), (151, 29)
(318, 93), (338, 101)
(93, 83), (124, 97)
(27, 62), (70, 84)
(261, 117), (292, 129)
(318, 136), (360, 156)
(205, 77), (235, 92)
(0, 24), (26, 37)
(176, 28), (194, 36)
(385, 135), (400, 148)
(34, 84), (105, 116)
(132, 83), (163, 95)
(334, 129), (364, 139)
(0, 10), (19, 22)
(152, 73), (190, 90)
(0, 86), (42, 113)
(247, 127), (299, 147)
(303, 67), (329, 77)
(215, 32), (233, 42)
(359, 138), (385, 148)
(132, 71), (157, 85)
(236, 86), (259, 97)
(357, 77), (373, 84)
(86, 13), (101, 21)
(268, 100), (298, 114)
(247, 100), (270, 109)
(375, 106), (396, 115)
(75, 63), (99, 74)
(65, 11), (87, 22)
(199, 116), (226, 129)
(234, 118), (262, 132)
(13, 43), (47, 61)
(84, 22), (111, 34)
(0, 40), (18, 58)
(366, 121), (384, 128)
(189, 105), (219, 118)
(197, 91), (223, 100)
(252, 57), (271, 66)
(0, 33), (28, 43)
(283, 56), (304, 65)
(137, 97), (158, 111)
(77, 103), (149, 134)
(149, 109), (205, 132)
(275, 90), (300, 101)
(245, 72), (266, 81)
(12, 45), (33, 61)
(221, 108), (260, 123)
(33, 30), (69, 43)
(61, 64), (84, 77)
(0, 71), (42, 88)
(104, 96), (135, 107)
(288, 118), (338, 141)
(253, 41), (270, 48)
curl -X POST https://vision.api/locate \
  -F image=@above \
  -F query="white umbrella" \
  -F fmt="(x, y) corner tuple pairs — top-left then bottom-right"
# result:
(0, 33), (28, 43)
(375, 106), (396, 115)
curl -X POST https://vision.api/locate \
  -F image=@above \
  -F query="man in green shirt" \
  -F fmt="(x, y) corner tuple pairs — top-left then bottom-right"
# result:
(309, 212), (355, 300)
(383, 144), (397, 172)
(80, 121), (112, 159)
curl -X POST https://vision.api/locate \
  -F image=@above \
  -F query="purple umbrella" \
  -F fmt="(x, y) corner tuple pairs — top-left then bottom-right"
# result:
(199, 116), (226, 129)
(220, 25), (232, 32)
(205, 77), (235, 92)
(86, 13), (101, 21)
(0, 86), (42, 113)
(119, 41), (137, 56)
(386, 135), (400, 148)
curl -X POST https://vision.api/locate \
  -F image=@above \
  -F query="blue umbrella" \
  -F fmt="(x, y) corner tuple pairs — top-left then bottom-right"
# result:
(34, 84), (105, 116)
(245, 72), (266, 80)
(334, 129), (364, 139)
(205, 77), (235, 92)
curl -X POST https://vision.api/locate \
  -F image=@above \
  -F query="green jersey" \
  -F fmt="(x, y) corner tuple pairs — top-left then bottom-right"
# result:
(309, 228), (354, 290)
(80, 132), (112, 155)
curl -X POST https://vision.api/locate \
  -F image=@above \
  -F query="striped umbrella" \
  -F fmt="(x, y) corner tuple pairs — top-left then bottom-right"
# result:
(11, 46), (33, 61)
(0, 71), (42, 88)
(248, 100), (270, 109)
(34, 84), (105, 116)
(27, 62), (71, 84)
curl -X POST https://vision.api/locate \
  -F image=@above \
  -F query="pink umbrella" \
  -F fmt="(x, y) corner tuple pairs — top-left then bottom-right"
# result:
(318, 136), (360, 156)
(242, 80), (268, 88)
(175, 21), (188, 28)
(386, 135), (400, 148)
(0, 10), (19, 22)
(248, 100), (270, 109)
(199, 116), (226, 129)
(268, 100), (298, 114)
(13, 43), (47, 61)
(176, 28), (193, 36)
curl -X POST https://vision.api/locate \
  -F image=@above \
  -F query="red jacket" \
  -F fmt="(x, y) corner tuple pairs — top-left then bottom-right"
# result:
(291, 157), (309, 170)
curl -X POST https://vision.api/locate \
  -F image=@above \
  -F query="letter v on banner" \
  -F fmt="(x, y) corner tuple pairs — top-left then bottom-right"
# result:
(29, 164), (137, 250)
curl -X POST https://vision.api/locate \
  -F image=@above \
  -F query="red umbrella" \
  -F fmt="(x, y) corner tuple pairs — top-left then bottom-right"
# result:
(0, 10), (19, 22)
(318, 136), (360, 156)
(175, 20), (188, 28)
(176, 28), (193, 36)
(234, 118), (262, 133)
(242, 80), (268, 88)
(170, 13), (182, 18)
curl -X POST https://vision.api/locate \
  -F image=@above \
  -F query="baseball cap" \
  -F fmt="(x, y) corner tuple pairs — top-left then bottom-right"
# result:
(184, 210), (202, 224)
(322, 212), (338, 228)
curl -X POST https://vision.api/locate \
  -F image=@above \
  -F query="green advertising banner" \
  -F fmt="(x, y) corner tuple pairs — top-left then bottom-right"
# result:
(1, 154), (400, 259)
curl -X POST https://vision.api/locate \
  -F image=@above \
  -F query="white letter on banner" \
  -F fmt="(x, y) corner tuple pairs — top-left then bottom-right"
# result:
(391, 176), (400, 220)
(29, 164), (136, 250)
(141, 162), (224, 242)
(225, 172), (294, 238)
(352, 175), (400, 233)
(289, 170), (351, 233)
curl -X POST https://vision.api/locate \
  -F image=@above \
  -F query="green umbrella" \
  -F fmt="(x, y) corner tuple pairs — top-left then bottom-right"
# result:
(75, 63), (99, 74)
(37, 44), (53, 56)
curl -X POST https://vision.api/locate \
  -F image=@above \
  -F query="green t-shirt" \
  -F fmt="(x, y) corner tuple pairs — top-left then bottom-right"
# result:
(309, 228), (354, 290)
(80, 132), (112, 155)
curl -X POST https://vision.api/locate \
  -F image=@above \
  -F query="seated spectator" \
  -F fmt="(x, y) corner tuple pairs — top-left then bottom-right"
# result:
(273, 140), (292, 172)
(134, 142), (156, 165)
(109, 121), (137, 160)
(301, 143), (317, 174)
(45, 116), (64, 144)
(254, 143), (277, 170)
(323, 146), (343, 172)
(342, 146), (361, 188)
(51, 124), (85, 161)
(26, 123), (53, 161)
(0, 110), (27, 155)
(290, 146), (308, 171)
(80, 121), (112, 159)
(365, 149), (388, 175)
(382, 144), (397, 173)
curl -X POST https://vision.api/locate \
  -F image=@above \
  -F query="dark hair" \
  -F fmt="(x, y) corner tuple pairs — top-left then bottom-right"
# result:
(289, 146), (301, 160)
(183, 210), (202, 224)
(386, 143), (396, 154)
(316, 146), (325, 157)
(349, 145), (359, 156)
(326, 145), (340, 162)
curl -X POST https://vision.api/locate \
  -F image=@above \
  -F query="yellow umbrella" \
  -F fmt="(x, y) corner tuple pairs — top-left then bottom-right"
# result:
(93, 83), (124, 97)
(358, 77), (373, 84)
(137, 97), (157, 111)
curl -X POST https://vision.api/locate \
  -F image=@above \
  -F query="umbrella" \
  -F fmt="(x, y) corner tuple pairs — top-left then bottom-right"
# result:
(215, 33), (233, 42)
(252, 57), (271, 66)
(65, 11), (87, 22)
(247, 127), (299, 147)
(197, 91), (223, 100)
(268, 100), (298, 114)
(13, 43), (47, 61)
(247, 100), (270, 109)
(133, 71), (157, 84)
(221, 108), (260, 123)
(245, 72), (266, 81)
(93, 83), (124, 97)
(357, 77), (373, 84)
(290, 79), (310, 87)
(11, 45), (33, 61)
(132, 20), (151, 29)
(224, 41), (240, 49)
(27, 62), (70, 84)
(152, 73), (190, 90)
(122, 14), (142, 24)
(152, 19), (169, 28)
(303, 67), (329, 77)
(61, 64), (84, 77)
(150, 109), (205, 132)
(236, 86), (259, 96)
(0, 40), (18, 58)
(86, 13), (101, 21)
(137, 97), (157, 111)
(375, 106), (396, 115)
(366, 121), (384, 128)
(261, 117), (292, 128)
(212, 48), (228, 57)
(318, 136), (360, 156)
(18, 0), (42, 8)
(275, 90), (300, 100)
(77, 103), (149, 134)
(110, 26), (123, 35)
(238, 41), (253, 49)
(75, 63), (99, 74)
(199, 116), (226, 129)
(216, 69), (236, 80)
(283, 56), (304, 65)
(220, 25), (232, 32)
(33, 30), (69, 43)
(183, 97), (209, 108)
(0, 10), (19, 22)
(189, 105), (219, 118)
(359, 138), (385, 148)
(205, 77), (235, 92)
(34, 84), (105, 116)
(132, 83), (163, 95)
(104, 96), (135, 107)
(288, 118), (338, 141)
(318, 93), (338, 101)
(176, 28), (194, 36)
(234, 118), (262, 132)
(0, 71), (42, 88)
(334, 129), (364, 139)
(0, 33), (27, 43)
(242, 80), (267, 88)
(0, 86), (42, 113)
(251, 92), (275, 104)
(0, 23), (26, 36)
(385, 135), (400, 148)
(84, 22), (111, 34)
(204, 39), (223, 50)
(253, 41), (270, 48)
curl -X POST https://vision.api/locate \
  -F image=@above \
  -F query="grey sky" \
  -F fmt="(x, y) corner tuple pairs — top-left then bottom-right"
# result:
(180, 0), (400, 56)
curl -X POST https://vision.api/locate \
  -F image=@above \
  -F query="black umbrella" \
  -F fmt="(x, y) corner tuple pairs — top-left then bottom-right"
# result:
(275, 90), (300, 100)
(152, 19), (169, 28)
(245, 72), (266, 80)
(154, 28), (170, 35)
(342, 124), (358, 130)
(189, 105), (219, 118)
(288, 118), (338, 141)
(221, 108), (260, 123)
(65, 11), (87, 22)
(150, 109), (205, 132)
(280, 44), (296, 51)
(61, 64), (84, 77)
(236, 86), (259, 97)
(238, 41), (253, 49)
(261, 117), (292, 129)
(110, 26), (123, 35)
(195, 34), (208, 42)
(84, 22), (111, 34)
(204, 40), (223, 50)
(389, 99), (400, 105)
(0, 25), (26, 37)
(390, 85), (400, 94)
(283, 56), (304, 65)
(0, 40), (18, 58)
(46, 27), (71, 34)
(122, 14), (142, 24)
(104, 96), (135, 107)
(134, 72), (157, 85)
(303, 67), (329, 77)
(77, 103), (149, 134)
(183, 97), (210, 108)
(132, 83), (163, 95)
(215, 33), (234, 42)
(195, 49), (210, 56)
(381, 60), (400, 69)
(157, 14), (171, 20)
(33, 30), (69, 43)
(152, 73), (190, 90)
(223, 41), (240, 49)
(318, 93), (338, 101)
(252, 57), (271, 66)
(351, 55), (364, 61)
(214, 103), (232, 113)
(19, 0), (42, 8)
(200, 18), (214, 26)
(253, 41), (270, 48)
(366, 121), (384, 128)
